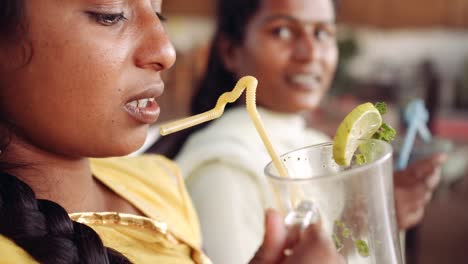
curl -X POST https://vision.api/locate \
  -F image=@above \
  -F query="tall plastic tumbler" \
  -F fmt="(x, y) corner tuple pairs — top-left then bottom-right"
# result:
(265, 139), (403, 264)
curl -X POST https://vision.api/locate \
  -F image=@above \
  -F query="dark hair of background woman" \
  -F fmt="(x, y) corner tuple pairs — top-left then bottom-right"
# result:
(0, 1), (131, 263)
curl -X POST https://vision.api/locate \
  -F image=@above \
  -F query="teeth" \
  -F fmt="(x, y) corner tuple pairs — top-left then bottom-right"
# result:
(128, 101), (138, 108)
(128, 98), (155, 108)
(138, 99), (149, 107)
(290, 74), (320, 88)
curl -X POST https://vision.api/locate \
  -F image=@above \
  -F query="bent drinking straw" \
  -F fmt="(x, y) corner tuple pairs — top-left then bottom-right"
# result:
(160, 76), (289, 178)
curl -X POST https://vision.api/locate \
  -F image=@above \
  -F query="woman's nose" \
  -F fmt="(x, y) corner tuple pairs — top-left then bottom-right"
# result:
(293, 34), (318, 63)
(134, 13), (176, 72)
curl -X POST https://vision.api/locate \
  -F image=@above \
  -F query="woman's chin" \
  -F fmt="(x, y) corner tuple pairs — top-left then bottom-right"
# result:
(93, 136), (147, 158)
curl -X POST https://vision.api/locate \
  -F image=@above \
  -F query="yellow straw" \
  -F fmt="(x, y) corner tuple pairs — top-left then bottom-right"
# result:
(160, 76), (289, 177)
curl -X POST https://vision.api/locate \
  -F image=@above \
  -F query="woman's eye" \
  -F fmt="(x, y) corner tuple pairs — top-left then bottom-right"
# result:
(156, 12), (167, 22)
(272, 26), (293, 40)
(87, 12), (127, 26)
(315, 27), (335, 42)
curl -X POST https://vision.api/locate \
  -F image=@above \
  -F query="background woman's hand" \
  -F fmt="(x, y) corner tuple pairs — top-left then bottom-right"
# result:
(394, 153), (447, 230)
(249, 209), (344, 264)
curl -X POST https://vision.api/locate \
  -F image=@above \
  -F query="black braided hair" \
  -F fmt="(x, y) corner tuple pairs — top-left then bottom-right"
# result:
(0, 1), (131, 263)
(0, 173), (132, 264)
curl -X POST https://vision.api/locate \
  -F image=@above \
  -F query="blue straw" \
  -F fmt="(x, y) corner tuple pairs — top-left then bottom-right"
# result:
(397, 99), (432, 170)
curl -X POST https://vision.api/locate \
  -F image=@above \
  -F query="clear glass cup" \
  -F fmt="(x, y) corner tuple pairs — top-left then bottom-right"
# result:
(265, 139), (403, 264)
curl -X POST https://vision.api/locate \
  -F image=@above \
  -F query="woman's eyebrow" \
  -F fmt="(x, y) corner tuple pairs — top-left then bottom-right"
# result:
(260, 14), (335, 25)
(80, 0), (125, 6)
(260, 14), (298, 24)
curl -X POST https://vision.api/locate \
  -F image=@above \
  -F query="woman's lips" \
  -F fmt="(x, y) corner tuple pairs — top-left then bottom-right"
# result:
(124, 97), (160, 124)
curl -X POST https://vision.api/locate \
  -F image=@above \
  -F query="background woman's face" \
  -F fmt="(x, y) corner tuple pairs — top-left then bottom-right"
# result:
(226, 0), (338, 113)
(0, 0), (175, 157)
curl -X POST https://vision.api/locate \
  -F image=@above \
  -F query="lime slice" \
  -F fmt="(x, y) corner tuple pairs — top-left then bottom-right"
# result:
(333, 102), (382, 166)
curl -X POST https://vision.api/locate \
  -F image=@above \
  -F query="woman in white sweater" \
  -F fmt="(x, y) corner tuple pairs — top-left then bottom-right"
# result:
(175, 0), (446, 263)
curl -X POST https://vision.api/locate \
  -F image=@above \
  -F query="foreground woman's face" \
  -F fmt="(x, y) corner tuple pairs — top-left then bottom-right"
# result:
(0, 0), (175, 157)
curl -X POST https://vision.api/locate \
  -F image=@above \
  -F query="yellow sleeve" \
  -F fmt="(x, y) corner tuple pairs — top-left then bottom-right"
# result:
(0, 235), (38, 264)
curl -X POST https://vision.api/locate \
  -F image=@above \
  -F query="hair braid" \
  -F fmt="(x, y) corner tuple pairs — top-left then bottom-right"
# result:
(0, 172), (132, 264)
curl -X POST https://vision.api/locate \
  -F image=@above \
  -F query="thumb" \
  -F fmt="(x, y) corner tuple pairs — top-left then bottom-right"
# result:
(249, 209), (288, 264)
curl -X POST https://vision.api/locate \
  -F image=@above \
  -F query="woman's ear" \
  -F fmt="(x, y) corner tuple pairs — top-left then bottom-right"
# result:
(218, 35), (241, 74)
(0, 40), (27, 71)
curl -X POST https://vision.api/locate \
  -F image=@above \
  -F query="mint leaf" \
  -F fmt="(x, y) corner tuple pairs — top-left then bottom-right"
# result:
(355, 153), (367, 165)
(374, 102), (387, 115)
(356, 239), (370, 257)
(372, 123), (396, 143)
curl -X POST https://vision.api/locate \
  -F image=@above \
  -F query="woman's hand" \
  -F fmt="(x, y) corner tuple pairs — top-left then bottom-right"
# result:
(394, 153), (447, 230)
(249, 209), (344, 264)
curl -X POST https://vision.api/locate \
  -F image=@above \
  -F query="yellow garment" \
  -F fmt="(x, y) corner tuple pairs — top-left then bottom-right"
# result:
(0, 155), (210, 264)
(0, 235), (38, 264)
